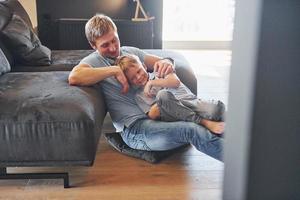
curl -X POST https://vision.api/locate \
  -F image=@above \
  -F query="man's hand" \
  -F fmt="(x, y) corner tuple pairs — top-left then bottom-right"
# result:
(113, 66), (129, 94)
(153, 59), (174, 78)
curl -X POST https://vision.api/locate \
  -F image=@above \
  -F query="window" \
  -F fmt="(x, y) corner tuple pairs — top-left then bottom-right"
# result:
(163, 0), (235, 49)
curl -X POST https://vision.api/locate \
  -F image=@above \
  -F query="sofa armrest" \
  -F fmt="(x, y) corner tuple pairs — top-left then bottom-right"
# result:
(0, 71), (106, 166)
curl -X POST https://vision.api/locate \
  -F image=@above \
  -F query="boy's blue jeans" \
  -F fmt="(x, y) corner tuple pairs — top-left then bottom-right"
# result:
(121, 119), (223, 161)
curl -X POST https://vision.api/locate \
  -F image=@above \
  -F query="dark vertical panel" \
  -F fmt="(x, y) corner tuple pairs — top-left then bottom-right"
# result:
(248, 0), (300, 199)
(222, 0), (262, 199)
(224, 0), (300, 199)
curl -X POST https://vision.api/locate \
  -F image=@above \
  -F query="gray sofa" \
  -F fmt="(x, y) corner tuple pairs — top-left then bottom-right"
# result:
(0, 0), (197, 188)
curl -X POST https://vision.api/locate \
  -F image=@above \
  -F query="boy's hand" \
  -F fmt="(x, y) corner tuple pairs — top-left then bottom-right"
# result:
(113, 66), (129, 94)
(153, 59), (174, 78)
(143, 81), (154, 97)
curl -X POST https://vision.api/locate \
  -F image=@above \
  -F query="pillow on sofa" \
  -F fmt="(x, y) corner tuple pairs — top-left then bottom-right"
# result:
(1, 14), (51, 66)
(0, 48), (10, 75)
(0, 3), (12, 30)
(104, 132), (189, 163)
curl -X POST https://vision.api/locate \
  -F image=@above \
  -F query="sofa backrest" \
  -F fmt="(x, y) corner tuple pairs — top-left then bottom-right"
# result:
(0, 2), (11, 32)
(0, 0), (52, 68)
(0, 2), (13, 67)
(0, 0), (32, 30)
(0, 47), (11, 75)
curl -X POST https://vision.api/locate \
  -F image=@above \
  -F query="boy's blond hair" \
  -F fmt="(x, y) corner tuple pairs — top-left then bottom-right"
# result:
(85, 14), (117, 46)
(115, 54), (142, 74)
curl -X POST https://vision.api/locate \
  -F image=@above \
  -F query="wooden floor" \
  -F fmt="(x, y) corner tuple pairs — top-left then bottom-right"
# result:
(0, 50), (230, 200)
(0, 137), (223, 200)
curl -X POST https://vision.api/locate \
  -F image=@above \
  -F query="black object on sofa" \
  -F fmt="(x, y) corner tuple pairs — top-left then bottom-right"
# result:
(0, 0), (197, 188)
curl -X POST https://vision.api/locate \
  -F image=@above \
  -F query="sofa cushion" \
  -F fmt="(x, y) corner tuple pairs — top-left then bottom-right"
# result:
(0, 3), (12, 31)
(0, 0), (32, 29)
(0, 71), (106, 166)
(1, 14), (51, 66)
(0, 39), (14, 66)
(105, 132), (189, 163)
(0, 48), (10, 75)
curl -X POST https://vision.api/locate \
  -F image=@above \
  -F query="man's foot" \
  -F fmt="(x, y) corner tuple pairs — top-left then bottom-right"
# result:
(200, 119), (225, 134)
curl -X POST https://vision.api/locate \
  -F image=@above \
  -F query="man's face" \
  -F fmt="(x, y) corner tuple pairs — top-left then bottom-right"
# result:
(93, 30), (120, 59)
(126, 64), (148, 86)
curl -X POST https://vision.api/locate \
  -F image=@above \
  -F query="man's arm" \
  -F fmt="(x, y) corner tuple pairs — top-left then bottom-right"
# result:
(144, 54), (175, 78)
(68, 63), (129, 93)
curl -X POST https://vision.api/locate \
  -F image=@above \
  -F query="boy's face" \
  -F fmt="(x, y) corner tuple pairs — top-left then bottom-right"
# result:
(125, 64), (148, 86)
(93, 29), (120, 59)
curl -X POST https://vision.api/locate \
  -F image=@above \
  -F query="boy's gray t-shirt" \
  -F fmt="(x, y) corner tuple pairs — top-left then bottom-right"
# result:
(80, 46), (147, 131)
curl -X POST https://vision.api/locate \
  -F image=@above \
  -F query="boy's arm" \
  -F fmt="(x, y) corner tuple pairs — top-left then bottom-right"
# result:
(144, 73), (180, 97)
(149, 73), (181, 88)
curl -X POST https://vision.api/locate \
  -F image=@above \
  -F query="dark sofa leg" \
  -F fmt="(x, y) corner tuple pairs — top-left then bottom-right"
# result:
(0, 167), (70, 188)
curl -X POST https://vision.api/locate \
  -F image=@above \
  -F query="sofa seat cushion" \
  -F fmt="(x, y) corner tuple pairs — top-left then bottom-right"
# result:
(0, 2), (12, 31)
(11, 50), (94, 72)
(0, 71), (106, 166)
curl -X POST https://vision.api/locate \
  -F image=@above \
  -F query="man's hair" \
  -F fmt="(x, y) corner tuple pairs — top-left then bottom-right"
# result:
(85, 14), (117, 45)
(115, 54), (142, 74)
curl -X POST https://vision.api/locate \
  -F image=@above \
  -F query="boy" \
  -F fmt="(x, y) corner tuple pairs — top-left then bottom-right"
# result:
(116, 54), (225, 134)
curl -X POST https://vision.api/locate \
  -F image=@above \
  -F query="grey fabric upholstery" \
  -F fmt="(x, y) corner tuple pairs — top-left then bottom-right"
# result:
(12, 50), (94, 72)
(1, 14), (51, 66)
(0, 72), (106, 166)
(0, 48), (10, 75)
(0, 0), (107, 170)
(0, 39), (14, 66)
(0, 0), (32, 29)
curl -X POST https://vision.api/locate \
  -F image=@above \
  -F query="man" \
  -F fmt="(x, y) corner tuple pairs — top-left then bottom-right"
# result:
(68, 14), (224, 161)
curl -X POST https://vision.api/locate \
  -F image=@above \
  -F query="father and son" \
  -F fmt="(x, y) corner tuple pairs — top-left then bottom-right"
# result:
(68, 14), (225, 161)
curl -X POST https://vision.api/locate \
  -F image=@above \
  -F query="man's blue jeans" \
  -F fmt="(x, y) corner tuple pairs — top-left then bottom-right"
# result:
(121, 119), (223, 161)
